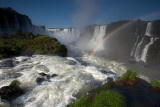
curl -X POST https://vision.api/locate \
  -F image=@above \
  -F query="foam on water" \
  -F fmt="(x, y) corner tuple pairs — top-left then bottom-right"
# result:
(0, 55), (121, 107)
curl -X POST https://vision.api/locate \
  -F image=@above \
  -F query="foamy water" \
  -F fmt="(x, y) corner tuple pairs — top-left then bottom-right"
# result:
(0, 54), (126, 107)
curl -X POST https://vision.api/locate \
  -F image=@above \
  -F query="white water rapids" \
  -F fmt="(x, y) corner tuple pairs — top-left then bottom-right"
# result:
(0, 54), (126, 107)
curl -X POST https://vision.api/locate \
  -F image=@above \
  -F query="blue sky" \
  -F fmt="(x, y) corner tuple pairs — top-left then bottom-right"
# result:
(0, 0), (160, 28)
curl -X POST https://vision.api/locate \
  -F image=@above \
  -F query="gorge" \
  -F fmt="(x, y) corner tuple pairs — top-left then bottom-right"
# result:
(0, 7), (160, 107)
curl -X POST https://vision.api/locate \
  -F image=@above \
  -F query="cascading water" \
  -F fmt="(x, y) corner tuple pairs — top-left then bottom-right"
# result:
(14, 15), (20, 30)
(27, 23), (32, 32)
(50, 27), (80, 45)
(0, 54), (124, 107)
(131, 27), (139, 57)
(134, 37), (145, 61)
(140, 38), (158, 62)
(131, 22), (157, 62)
(89, 25), (107, 50)
(3, 14), (11, 32)
(145, 22), (153, 36)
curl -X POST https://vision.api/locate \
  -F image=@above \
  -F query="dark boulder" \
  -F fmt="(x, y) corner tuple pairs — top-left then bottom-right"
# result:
(0, 85), (23, 101)
(51, 74), (58, 78)
(0, 80), (23, 101)
(36, 77), (45, 84)
(38, 72), (47, 76)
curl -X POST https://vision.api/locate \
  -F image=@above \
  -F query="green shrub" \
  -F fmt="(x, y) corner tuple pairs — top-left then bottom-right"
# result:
(10, 80), (21, 87)
(115, 77), (121, 82)
(70, 90), (126, 107)
(150, 80), (160, 88)
(121, 70), (132, 80)
(129, 72), (137, 81)
(118, 70), (137, 81)
(70, 96), (90, 107)
(0, 31), (67, 58)
(92, 90), (126, 107)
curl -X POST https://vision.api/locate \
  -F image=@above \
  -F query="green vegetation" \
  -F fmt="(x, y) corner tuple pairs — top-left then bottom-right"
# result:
(10, 80), (21, 87)
(150, 80), (160, 88)
(70, 96), (90, 107)
(92, 90), (126, 107)
(0, 30), (67, 58)
(70, 90), (126, 107)
(116, 70), (137, 81)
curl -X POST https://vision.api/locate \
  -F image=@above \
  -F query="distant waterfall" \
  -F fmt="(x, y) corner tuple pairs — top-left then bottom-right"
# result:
(140, 38), (158, 62)
(72, 28), (80, 40)
(27, 22), (32, 32)
(145, 22), (152, 36)
(131, 27), (139, 57)
(134, 37), (145, 61)
(14, 15), (19, 30)
(3, 14), (10, 32)
(89, 25), (107, 50)
(131, 22), (157, 62)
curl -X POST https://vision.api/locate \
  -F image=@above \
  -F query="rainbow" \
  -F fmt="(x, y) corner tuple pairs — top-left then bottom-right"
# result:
(89, 11), (160, 57)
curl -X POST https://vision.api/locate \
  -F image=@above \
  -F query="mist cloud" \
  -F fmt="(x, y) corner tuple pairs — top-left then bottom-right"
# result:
(73, 0), (99, 27)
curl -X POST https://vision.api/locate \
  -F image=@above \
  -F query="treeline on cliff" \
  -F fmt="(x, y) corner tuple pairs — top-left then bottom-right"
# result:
(0, 30), (67, 58)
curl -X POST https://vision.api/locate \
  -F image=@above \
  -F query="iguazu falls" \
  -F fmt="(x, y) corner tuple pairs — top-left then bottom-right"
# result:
(0, 0), (160, 107)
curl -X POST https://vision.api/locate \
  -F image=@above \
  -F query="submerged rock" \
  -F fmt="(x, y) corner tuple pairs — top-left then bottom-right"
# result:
(36, 65), (50, 72)
(105, 77), (114, 82)
(36, 73), (58, 84)
(0, 85), (23, 101)
(0, 59), (14, 67)
(0, 80), (23, 101)
(51, 74), (58, 78)
(36, 77), (45, 84)
(38, 72), (47, 76)
(5, 73), (23, 79)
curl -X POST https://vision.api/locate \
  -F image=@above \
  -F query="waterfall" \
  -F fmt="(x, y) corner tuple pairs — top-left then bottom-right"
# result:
(134, 36), (145, 61)
(71, 28), (80, 40)
(27, 22), (32, 32)
(132, 22), (155, 62)
(63, 29), (69, 32)
(14, 15), (19, 30)
(89, 25), (107, 50)
(131, 27), (139, 57)
(3, 14), (11, 32)
(145, 22), (153, 36)
(140, 38), (158, 62)
(92, 26), (100, 41)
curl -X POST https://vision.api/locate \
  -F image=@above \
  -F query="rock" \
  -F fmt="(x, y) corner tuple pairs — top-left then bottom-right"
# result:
(0, 80), (23, 101)
(103, 77), (114, 84)
(51, 74), (58, 78)
(45, 75), (50, 80)
(35, 65), (49, 72)
(0, 85), (23, 101)
(36, 77), (45, 84)
(10, 80), (21, 87)
(68, 61), (77, 65)
(39, 72), (50, 79)
(38, 72), (47, 76)
(0, 59), (14, 67)
(36, 72), (53, 84)
(106, 77), (114, 82)
(5, 73), (23, 79)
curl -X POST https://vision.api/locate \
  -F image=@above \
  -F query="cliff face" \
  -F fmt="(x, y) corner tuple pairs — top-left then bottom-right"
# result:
(0, 7), (46, 35)
(93, 20), (160, 65)
(47, 20), (160, 65)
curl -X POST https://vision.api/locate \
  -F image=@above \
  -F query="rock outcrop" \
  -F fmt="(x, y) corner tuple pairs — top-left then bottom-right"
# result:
(0, 7), (46, 35)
